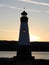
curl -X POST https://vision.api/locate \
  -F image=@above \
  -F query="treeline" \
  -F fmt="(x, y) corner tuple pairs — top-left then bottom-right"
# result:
(31, 42), (49, 51)
(0, 41), (49, 51)
(0, 41), (18, 51)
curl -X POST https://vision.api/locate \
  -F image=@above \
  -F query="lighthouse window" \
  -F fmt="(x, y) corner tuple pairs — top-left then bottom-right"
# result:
(23, 29), (26, 33)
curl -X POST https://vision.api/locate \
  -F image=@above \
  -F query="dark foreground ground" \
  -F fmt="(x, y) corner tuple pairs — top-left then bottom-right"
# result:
(0, 56), (49, 65)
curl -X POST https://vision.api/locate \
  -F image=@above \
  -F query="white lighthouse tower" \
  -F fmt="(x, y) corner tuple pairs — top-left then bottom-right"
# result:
(17, 11), (31, 57)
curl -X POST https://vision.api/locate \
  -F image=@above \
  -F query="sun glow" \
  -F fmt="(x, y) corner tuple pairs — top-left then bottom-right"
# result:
(30, 34), (40, 41)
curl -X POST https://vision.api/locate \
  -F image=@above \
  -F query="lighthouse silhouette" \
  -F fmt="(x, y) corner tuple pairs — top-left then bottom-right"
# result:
(17, 11), (31, 57)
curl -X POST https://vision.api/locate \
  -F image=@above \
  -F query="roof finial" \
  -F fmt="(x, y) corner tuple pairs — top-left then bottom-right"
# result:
(24, 7), (25, 11)
(21, 7), (27, 15)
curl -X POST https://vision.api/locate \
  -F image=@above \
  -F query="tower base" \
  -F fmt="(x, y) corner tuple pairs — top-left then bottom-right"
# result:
(15, 56), (35, 65)
(17, 45), (31, 57)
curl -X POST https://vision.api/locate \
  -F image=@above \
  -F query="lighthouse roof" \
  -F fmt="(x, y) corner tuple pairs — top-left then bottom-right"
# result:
(21, 11), (27, 15)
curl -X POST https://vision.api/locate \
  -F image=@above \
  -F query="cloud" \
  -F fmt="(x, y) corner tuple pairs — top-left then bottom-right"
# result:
(45, 11), (49, 14)
(0, 4), (25, 10)
(0, 4), (49, 14)
(6, 6), (16, 9)
(0, 4), (5, 7)
(0, 4), (16, 9)
(19, 0), (49, 7)
(0, 4), (41, 13)
(25, 8), (42, 13)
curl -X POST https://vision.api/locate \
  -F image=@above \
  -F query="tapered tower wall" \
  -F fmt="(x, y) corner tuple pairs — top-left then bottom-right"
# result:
(17, 11), (31, 57)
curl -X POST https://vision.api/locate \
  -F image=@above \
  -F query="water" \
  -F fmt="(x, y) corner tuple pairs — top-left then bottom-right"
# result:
(0, 51), (16, 58)
(32, 52), (49, 60)
(0, 51), (49, 60)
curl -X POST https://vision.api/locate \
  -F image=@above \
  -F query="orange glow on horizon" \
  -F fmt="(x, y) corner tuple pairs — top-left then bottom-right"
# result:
(0, 30), (49, 42)
(30, 34), (40, 42)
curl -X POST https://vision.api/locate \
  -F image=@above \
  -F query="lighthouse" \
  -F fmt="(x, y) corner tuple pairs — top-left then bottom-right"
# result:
(17, 11), (31, 57)
(18, 11), (30, 45)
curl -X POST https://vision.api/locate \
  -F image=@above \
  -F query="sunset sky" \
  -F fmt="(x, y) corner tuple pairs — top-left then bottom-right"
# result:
(0, 0), (49, 42)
